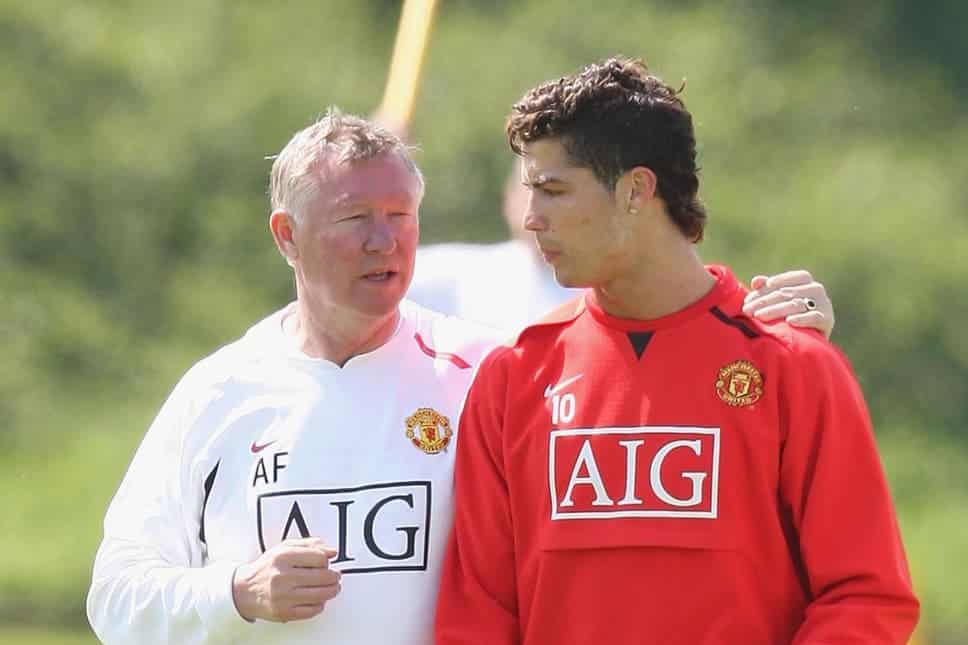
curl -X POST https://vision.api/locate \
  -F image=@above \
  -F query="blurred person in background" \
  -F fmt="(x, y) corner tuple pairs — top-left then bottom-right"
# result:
(408, 159), (836, 336)
(435, 57), (918, 645)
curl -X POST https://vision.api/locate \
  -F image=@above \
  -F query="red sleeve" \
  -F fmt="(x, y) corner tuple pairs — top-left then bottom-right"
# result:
(435, 349), (519, 645)
(780, 335), (920, 644)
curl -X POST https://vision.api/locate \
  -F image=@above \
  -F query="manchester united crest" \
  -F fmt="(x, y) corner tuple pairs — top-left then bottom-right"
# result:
(405, 407), (453, 454)
(715, 360), (763, 407)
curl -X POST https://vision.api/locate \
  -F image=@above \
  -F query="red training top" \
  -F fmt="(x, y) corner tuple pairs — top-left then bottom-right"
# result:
(436, 265), (918, 645)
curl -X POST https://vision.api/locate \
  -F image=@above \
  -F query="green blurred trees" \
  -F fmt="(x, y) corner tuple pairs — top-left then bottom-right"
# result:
(5, 0), (964, 445)
(1, 0), (965, 639)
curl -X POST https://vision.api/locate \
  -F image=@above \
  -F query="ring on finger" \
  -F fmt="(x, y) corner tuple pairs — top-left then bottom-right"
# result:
(803, 297), (817, 312)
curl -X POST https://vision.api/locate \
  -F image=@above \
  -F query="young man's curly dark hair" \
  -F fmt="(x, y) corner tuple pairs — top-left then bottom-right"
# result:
(506, 57), (707, 241)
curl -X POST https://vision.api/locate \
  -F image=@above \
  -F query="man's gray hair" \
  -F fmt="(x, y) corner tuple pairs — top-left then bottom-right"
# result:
(269, 107), (424, 221)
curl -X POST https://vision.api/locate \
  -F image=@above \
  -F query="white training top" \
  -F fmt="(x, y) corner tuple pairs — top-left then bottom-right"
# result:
(409, 240), (576, 332)
(87, 300), (501, 645)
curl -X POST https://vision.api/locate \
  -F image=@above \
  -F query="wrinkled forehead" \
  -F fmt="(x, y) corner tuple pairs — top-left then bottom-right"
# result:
(319, 152), (424, 207)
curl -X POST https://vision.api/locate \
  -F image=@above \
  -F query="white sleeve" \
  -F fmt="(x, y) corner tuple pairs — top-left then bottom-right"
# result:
(86, 372), (252, 645)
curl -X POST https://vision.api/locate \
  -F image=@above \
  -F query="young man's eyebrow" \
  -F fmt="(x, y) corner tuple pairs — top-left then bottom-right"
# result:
(522, 174), (565, 187)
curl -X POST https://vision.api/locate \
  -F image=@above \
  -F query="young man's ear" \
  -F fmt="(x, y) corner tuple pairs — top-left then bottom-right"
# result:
(619, 166), (658, 214)
(269, 210), (298, 266)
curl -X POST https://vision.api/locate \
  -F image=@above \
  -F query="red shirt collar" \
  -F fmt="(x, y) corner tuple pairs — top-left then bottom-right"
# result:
(583, 265), (742, 332)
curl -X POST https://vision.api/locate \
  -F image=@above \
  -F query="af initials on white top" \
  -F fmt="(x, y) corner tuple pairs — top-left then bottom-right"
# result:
(548, 427), (720, 520)
(545, 374), (583, 424)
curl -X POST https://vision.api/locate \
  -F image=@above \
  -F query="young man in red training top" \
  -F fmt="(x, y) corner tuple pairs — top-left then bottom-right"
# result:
(434, 57), (919, 645)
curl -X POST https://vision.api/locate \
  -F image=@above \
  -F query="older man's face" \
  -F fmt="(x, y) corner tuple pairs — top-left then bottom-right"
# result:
(291, 153), (421, 321)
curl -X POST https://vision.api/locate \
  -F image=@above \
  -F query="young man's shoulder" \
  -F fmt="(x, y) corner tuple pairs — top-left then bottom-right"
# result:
(515, 296), (585, 343)
(745, 317), (855, 384)
(471, 296), (587, 373)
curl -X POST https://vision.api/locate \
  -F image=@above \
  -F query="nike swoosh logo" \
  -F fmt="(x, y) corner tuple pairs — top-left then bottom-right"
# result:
(251, 439), (277, 453)
(544, 373), (584, 398)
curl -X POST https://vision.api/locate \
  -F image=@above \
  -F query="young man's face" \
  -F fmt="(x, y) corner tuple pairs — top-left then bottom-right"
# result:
(289, 153), (421, 320)
(520, 138), (633, 288)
